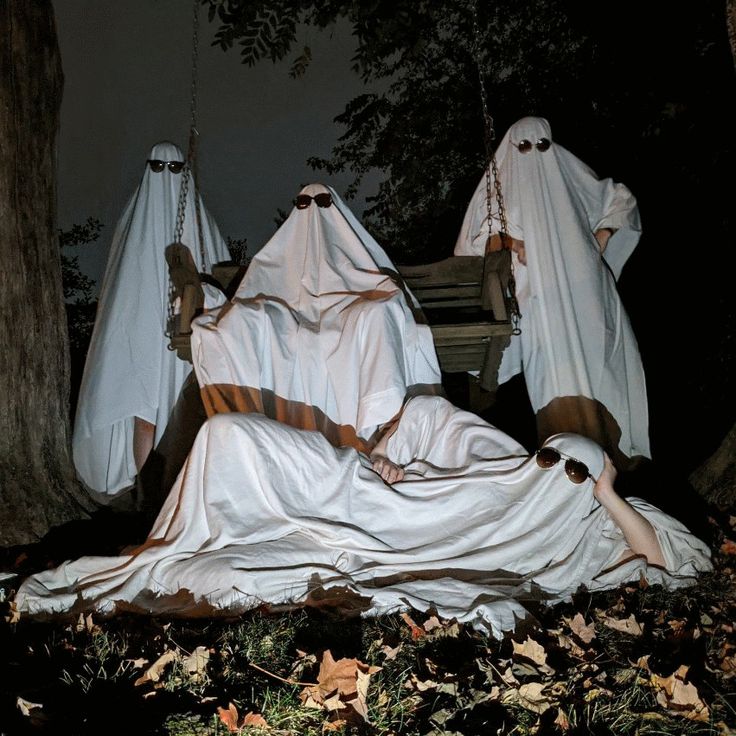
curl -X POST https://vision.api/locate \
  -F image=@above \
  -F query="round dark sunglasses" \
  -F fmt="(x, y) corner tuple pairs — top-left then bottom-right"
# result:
(514, 137), (551, 154)
(295, 192), (333, 209)
(535, 446), (592, 484)
(147, 159), (185, 174)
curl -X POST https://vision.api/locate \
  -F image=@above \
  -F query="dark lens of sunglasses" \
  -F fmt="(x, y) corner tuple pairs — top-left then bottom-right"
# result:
(148, 160), (165, 172)
(295, 195), (312, 209)
(564, 459), (589, 484)
(536, 138), (551, 152)
(168, 161), (184, 174)
(517, 139), (532, 153)
(536, 447), (561, 469)
(314, 192), (332, 208)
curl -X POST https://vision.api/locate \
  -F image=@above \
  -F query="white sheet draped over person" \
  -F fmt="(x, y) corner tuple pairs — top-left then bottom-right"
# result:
(15, 396), (711, 638)
(189, 183), (442, 454)
(72, 141), (231, 500)
(455, 117), (649, 471)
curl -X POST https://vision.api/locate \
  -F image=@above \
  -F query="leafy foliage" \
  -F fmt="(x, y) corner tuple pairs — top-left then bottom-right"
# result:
(202, 0), (734, 265)
(59, 217), (101, 353)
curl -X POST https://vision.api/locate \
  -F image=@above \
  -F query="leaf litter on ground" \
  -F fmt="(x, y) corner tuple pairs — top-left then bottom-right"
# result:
(0, 510), (734, 734)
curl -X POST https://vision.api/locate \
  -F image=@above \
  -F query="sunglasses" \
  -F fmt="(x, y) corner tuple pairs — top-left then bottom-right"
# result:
(295, 192), (333, 209)
(147, 159), (185, 174)
(535, 447), (593, 484)
(514, 137), (551, 153)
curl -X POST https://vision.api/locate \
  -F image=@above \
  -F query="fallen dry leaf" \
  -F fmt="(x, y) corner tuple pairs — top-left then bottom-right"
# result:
(299, 650), (381, 722)
(503, 682), (551, 714)
(400, 612), (425, 640)
(134, 649), (179, 686)
(720, 539), (736, 556)
(598, 612), (644, 636)
(218, 702), (240, 733)
(16, 696), (42, 717)
(564, 613), (596, 644)
(554, 708), (570, 731)
(322, 719), (348, 732)
(650, 667), (710, 722)
(423, 615), (442, 632)
(242, 711), (270, 729)
(5, 601), (20, 624)
(512, 636), (548, 667)
(182, 645), (210, 678)
(380, 642), (402, 660)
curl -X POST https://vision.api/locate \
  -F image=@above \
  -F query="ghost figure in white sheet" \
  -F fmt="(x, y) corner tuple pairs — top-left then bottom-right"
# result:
(191, 182), (442, 452)
(16, 396), (711, 638)
(455, 117), (649, 468)
(72, 141), (230, 499)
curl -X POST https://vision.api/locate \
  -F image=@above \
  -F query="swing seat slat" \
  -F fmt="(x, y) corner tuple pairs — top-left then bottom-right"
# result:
(396, 251), (513, 377)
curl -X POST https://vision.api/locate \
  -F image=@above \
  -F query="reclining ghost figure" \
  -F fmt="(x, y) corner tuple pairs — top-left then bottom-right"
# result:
(15, 396), (711, 637)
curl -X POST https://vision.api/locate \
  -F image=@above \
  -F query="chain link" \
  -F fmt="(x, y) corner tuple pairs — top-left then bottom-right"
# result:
(167, 0), (206, 339)
(470, 0), (521, 334)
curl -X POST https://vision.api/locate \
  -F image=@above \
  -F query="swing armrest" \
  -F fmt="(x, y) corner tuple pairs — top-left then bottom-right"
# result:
(480, 251), (510, 320)
(178, 284), (202, 335)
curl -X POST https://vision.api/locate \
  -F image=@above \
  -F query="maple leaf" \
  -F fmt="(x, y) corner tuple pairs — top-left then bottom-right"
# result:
(564, 613), (596, 644)
(218, 702), (240, 733)
(503, 682), (551, 714)
(299, 650), (381, 723)
(512, 636), (548, 667)
(650, 668), (710, 722)
(597, 611), (644, 636)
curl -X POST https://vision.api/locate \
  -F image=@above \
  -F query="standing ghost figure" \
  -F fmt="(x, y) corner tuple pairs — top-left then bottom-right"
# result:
(72, 141), (231, 500)
(455, 117), (649, 470)
(191, 183), (442, 452)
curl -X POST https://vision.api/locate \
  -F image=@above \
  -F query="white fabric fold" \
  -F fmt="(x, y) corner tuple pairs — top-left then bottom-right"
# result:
(72, 141), (231, 497)
(17, 397), (710, 638)
(454, 117), (649, 460)
(190, 183), (442, 448)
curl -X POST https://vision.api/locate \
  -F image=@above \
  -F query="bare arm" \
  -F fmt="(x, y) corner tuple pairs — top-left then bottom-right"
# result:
(594, 454), (666, 567)
(370, 418), (404, 484)
(593, 227), (616, 255)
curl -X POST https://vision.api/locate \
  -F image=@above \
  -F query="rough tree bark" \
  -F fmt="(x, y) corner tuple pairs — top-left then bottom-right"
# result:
(0, 0), (95, 546)
(690, 422), (736, 507)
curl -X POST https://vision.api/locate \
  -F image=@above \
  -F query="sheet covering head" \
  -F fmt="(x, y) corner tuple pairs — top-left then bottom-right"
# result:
(15, 396), (712, 638)
(72, 141), (231, 498)
(454, 117), (650, 463)
(191, 183), (441, 450)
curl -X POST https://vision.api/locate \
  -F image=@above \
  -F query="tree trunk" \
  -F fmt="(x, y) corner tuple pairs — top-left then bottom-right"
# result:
(728, 0), (736, 72)
(690, 422), (736, 507)
(0, 0), (95, 546)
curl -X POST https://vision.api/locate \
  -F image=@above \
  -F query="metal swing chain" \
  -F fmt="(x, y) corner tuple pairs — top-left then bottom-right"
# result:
(167, 0), (208, 338)
(469, 1), (521, 334)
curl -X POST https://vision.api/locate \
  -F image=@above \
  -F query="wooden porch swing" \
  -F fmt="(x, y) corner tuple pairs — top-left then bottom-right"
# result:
(166, 1), (518, 400)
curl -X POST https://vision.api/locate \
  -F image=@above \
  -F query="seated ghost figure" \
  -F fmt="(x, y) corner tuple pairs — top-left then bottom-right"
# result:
(15, 396), (711, 638)
(455, 117), (649, 471)
(190, 183), (443, 452)
(72, 141), (231, 500)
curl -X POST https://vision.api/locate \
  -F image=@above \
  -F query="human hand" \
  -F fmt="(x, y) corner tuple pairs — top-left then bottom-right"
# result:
(593, 452), (618, 502)
(594, 228), (614, 254)
(371, 454), (405, 484)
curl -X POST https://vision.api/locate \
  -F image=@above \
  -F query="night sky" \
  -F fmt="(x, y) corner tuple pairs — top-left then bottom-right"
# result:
(53, 0), (377, 286)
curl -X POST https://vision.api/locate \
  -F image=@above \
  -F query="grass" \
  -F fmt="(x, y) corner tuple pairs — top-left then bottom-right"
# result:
(1, 515), (735, 735)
